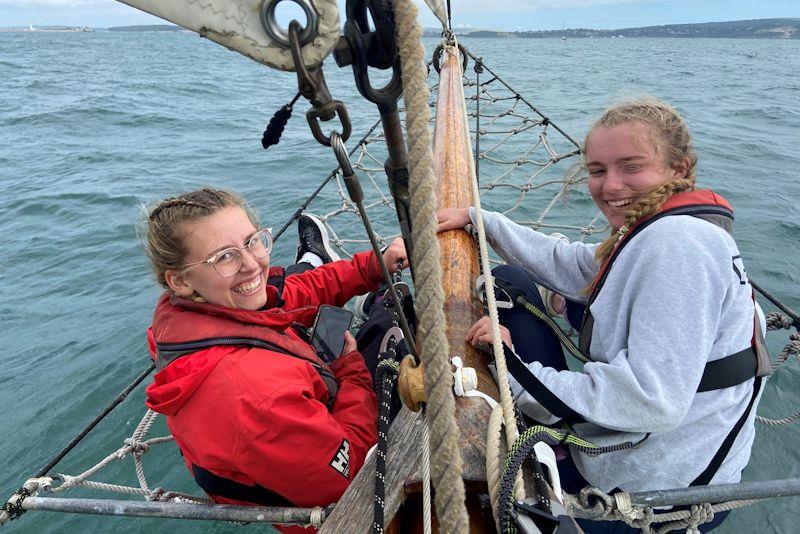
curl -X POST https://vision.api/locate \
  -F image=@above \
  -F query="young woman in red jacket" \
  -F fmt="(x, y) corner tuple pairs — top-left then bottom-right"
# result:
(143, 188), (407, 531)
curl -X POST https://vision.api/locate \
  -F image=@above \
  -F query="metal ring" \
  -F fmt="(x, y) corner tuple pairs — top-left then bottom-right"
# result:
(260, 0), (320, 48)
(330, 132), (354, 177)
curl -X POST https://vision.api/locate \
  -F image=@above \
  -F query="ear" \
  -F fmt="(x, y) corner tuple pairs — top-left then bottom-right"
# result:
(164, 269), (195, 298)
(670, 156), (691, 180)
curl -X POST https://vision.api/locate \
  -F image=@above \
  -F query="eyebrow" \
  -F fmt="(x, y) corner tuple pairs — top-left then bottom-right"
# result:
(586, 155), (648, 166)
(204, 230), (259, 259)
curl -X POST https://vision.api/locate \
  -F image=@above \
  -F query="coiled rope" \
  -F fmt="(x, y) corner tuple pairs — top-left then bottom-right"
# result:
(390, 0), (468, 530)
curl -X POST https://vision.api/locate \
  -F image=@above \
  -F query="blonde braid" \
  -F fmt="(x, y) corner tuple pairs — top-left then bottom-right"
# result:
(593, 177), (696, 265)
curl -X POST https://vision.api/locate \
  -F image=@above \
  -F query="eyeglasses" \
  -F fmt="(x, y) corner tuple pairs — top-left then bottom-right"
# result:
(180, 228), (273, 277)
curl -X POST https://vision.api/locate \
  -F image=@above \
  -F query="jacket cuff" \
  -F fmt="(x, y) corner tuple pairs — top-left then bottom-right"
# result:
(354, 250), (384, 287)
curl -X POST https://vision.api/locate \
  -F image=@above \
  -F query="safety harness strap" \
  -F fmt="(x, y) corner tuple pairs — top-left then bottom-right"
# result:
(503, 343), (586, 424)
(156, 337), (339, 408)
(697, 348), (758, 392)
(691, 376), (763, 487)
(192, 464), (295, 507)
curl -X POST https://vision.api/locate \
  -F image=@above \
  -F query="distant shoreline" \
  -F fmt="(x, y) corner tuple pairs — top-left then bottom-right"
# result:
(2, 18), (798, 39)
(433, 18), (799, 40)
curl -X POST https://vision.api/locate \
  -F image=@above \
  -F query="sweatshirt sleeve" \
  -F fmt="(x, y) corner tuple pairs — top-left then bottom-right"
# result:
(233, 352), (377, 507)
(469, 208), (598, 301)
(281, 250), (384, 312)
(512, 218), (734, 433)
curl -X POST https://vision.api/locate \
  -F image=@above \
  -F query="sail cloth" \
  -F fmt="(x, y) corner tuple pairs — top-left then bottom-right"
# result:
(115, 0), (340, 71)
(423, 0), (448, 28)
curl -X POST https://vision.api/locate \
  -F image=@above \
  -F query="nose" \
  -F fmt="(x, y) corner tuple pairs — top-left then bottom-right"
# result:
(602, 167), (625, 194)
(240, 248), (263, 272)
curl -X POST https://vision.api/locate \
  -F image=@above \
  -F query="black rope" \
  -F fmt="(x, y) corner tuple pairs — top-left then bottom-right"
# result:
(261, 92), (302, 150)
(498, 427), (648, 534)
(35, 363), (156, 478)
(372, 358), (399, 534)
(271, 118), (383, 243)
(446, 0), (452, 31)
(750, 278), (800, 329)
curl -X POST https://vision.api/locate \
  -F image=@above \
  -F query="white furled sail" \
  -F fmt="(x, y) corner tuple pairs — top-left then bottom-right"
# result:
(116, 0), (339, 71)
(423, 0), (448, 28)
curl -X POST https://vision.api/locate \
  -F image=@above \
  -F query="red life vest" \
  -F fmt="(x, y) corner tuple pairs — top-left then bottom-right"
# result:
(151, 284), (339, 405)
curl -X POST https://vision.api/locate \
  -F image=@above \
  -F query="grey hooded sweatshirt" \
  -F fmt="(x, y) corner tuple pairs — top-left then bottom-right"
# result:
(470, 207), (761, 493)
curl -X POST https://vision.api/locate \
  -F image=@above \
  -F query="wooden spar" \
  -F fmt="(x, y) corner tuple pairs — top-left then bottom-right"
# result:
(434, 45), (499, 403)
(322, 44), (498, 533)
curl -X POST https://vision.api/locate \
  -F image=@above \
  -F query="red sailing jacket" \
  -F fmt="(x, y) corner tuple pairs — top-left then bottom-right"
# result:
(145, 251), (382, 532)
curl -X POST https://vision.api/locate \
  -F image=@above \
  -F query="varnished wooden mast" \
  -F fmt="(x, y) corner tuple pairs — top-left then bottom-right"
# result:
(321, 44), (498, 534)
(434, 46), (500, 403)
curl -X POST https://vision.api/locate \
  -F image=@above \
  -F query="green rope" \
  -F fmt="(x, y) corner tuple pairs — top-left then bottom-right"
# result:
(515, 296), (589, 364)
(498, 426), (648, 533)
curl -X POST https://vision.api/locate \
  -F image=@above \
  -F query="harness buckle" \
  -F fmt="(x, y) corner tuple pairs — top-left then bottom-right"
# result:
(475, 273), (514, 309)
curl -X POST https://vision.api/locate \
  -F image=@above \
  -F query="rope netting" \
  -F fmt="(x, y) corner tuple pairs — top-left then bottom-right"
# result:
(295, 50), (602, 262)
(4, 43), (800, 533)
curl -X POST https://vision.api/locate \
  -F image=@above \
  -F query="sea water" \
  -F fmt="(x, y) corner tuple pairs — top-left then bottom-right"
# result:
(0, 32), (798, 533)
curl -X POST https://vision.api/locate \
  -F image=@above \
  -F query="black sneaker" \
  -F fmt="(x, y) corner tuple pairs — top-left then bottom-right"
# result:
(295, 213), (341, 265)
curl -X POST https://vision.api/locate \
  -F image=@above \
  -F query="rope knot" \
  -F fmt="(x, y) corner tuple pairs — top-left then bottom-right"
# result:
(54, 473), (77, 489)
(613, 491), (634, 517)
(787, 333), (800, 356)
(766, 312), (793, 331)
(124, 438), (150, 455)
(146, 487), (165, 501)
(578, 486), (615, 518)
(686, 503), (715, 532)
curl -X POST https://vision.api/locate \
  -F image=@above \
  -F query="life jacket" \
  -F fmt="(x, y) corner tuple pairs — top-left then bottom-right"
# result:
(151, 270), (343, 508)
(578, 189), (772, 384)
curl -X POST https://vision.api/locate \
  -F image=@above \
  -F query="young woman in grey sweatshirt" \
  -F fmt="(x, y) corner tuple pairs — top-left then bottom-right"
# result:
(438, 98), (763, 532)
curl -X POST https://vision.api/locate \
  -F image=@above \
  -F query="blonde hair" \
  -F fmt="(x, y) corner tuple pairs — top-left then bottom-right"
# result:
(145, 188), (259, 288)
(586, 98), (698, 267)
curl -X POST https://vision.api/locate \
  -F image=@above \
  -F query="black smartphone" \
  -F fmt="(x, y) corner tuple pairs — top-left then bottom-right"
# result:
(311, 305), (355, 363)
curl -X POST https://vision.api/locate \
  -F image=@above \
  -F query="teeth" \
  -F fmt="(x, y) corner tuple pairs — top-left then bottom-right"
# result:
(607, 198), (634, 208)
(233, 277), (262, 294)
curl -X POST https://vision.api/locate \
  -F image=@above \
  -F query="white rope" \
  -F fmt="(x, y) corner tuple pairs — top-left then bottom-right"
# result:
(421, 411), (433, 534)
(485, 403), (505, 531)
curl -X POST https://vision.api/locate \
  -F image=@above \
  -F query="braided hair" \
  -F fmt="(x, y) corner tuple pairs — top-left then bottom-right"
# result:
(145, 188), (259, 287)
(586, 98), (698, 267)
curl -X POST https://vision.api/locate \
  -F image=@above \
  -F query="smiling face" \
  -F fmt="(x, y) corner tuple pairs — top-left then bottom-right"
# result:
(165, 206), (270, 310)
(585, 122), (686, 230)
